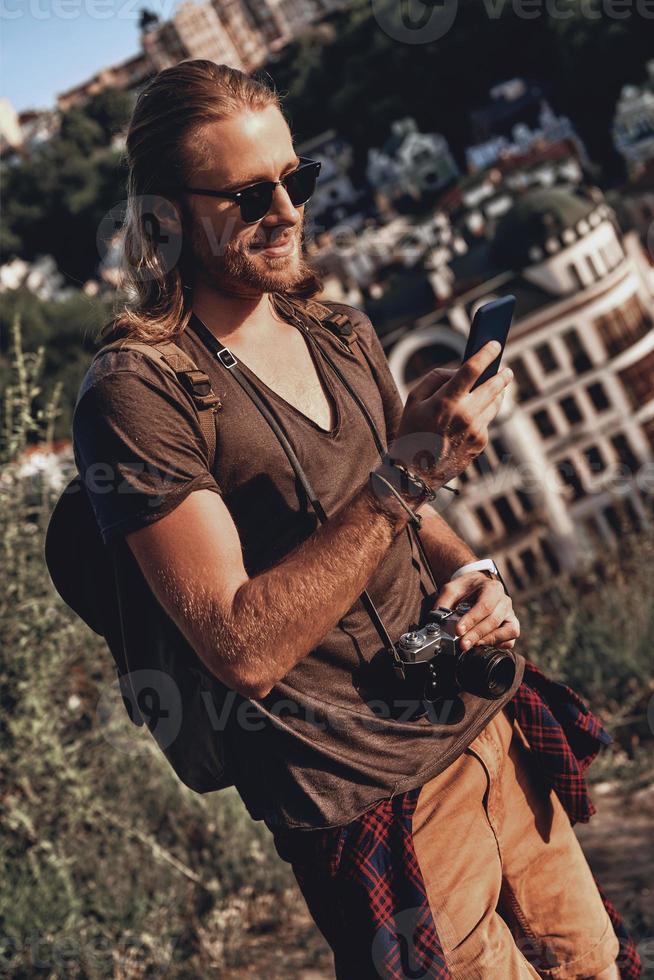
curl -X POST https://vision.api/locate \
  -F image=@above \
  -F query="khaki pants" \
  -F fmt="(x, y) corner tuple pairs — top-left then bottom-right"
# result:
(412, 705), (620, 979)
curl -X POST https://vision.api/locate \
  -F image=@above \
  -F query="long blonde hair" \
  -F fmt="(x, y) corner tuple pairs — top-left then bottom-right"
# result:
(101, 60), (322, 345)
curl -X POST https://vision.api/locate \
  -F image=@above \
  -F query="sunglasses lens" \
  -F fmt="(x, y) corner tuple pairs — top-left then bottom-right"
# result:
(285, 163), (319, 207)
(240, 183), (274, 223)
(238, 162), (320, 222)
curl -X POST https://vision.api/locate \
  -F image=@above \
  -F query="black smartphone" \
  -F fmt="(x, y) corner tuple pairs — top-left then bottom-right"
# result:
(462, 295), (516, 391)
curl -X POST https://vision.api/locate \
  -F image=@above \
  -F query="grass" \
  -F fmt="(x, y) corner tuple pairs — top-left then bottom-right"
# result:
(1, 316), (651, 977)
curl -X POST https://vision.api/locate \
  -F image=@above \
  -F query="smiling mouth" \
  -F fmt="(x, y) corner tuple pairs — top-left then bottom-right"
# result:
(249, 234), (296, 255)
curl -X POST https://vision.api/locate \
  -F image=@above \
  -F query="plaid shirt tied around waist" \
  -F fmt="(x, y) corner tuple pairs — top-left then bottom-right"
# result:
(272, 661), (642, 980)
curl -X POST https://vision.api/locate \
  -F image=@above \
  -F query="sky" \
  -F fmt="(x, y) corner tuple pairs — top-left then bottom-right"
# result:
(3, 0), (179, 112)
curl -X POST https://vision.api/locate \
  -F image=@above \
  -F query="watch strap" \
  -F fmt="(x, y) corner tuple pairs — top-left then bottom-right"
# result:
(451, 558), (511, 597)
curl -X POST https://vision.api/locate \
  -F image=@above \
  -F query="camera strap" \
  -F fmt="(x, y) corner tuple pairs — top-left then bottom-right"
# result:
(282, 303), (440, 597)
(189, 310), (399, 657)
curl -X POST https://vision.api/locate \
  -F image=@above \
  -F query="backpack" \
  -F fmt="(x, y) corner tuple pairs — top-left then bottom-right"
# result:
(44, 299), (368, 795)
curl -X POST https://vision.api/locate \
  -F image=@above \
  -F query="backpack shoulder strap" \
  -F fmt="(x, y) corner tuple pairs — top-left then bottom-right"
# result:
(92, 338), (221, 470)
(301, 299), (371, 373)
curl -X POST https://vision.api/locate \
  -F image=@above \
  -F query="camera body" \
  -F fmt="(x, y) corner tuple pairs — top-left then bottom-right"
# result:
(394, 602), (516, 703)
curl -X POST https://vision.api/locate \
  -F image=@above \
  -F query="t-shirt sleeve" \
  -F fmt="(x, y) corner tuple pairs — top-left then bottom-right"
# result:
(72, 357), (221, 546)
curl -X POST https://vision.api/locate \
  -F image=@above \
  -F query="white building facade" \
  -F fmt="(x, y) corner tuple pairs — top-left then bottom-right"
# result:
(387, 188), (654, 595)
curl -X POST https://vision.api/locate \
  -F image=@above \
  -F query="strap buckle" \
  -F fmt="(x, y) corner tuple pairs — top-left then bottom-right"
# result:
(322, 311), (353, 337)
(216, 347), (237, 369)
(178, 369), (221, 410)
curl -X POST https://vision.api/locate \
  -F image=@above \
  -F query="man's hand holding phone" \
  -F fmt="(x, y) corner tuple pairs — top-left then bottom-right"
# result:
(392, 341), (513, 491)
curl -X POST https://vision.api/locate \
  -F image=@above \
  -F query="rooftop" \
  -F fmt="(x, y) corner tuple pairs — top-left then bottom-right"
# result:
(490, 186), (597, 270)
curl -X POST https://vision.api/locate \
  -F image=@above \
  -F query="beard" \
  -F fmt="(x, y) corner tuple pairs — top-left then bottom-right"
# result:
(183, 209), (319, 297)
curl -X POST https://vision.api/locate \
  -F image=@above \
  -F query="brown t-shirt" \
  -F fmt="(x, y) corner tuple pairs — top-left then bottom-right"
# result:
(72, 300), (524, 830)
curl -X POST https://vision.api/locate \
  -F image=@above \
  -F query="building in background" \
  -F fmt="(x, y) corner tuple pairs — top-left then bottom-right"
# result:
(466, 78), (589, 173)
(366, 118), (459, 213)
(612, 60), (654, 178)
(57, 53), (152, 113)
(143, 1), (245, 71)
(0, 99), (24, 155)
(386, 187), (654, 596)
(296, 129), (365, 230)
(56, 0), (347, 112)
(1, 105), (61, 162)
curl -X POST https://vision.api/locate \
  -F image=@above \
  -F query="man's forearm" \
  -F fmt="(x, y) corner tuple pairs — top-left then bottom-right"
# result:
(414, 501), (478, 588)
(218, 477), (413, 698)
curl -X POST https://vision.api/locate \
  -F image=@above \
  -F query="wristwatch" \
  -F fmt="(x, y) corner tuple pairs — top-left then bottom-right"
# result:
(451, 558), (510, 596)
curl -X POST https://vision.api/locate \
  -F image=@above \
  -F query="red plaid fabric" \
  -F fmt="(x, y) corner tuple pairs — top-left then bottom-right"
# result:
(273, 660), (642, 979)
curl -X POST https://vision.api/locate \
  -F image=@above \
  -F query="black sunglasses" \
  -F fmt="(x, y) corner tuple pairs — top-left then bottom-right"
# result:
(179, 156), (322, 224)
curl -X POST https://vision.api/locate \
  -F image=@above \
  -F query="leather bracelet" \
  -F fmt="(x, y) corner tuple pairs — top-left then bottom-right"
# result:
(369, 470), (425, 529)
(379, 454), (438, 503)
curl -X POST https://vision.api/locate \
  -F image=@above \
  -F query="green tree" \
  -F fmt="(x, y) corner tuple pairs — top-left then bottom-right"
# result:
(1, 92), (128, 284)
(267, 0), (650, 184)
(84, 88), (135, 142)
(0, 289), (114, 441)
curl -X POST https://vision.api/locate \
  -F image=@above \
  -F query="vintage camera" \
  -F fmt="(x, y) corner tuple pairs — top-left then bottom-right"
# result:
(393, 602), (516, 705)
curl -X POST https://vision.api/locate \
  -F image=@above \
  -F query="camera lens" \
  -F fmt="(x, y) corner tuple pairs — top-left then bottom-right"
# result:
(456, 647), (516, 700)
(485, 654), (516, 698)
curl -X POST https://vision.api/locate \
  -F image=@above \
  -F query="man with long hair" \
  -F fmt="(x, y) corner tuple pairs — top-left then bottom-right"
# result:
(73, 61), (627, 979)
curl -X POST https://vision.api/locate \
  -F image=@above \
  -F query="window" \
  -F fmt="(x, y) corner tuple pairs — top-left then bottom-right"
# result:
(586, 381), (610, 412)
(490, 436), (510, 465)
(567, 263), (584, 292)
(583, 444), (607, 475)
(473, 452), (492, 477)
(506, 557), (525, 592)
(539, 538), (561, 574)
(586, 254), (601, 281)
(508, 356), (538, 401)
(610, 432), (640, 473)
(559, 394), (583, 425)
(516, 487), (535, 514)
(475, 505), (494, 533)
(603, 504), (622, 537)
(618, 350), (654, 411)
(493, 495), (521, 533)
(595, 295), (652, 358)
(535, 342), (560, 374)
(519, 547), (538, 581)
(557, 457), (585, 500)
(562, 329), (592, 374)
(533, 408), (557, 438)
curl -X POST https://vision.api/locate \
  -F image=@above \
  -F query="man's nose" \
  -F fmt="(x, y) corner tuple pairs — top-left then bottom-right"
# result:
(265, 182), (302, 224)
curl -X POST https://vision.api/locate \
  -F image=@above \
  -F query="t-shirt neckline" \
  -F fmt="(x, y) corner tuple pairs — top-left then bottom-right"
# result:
(191, 311), (343, 439)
